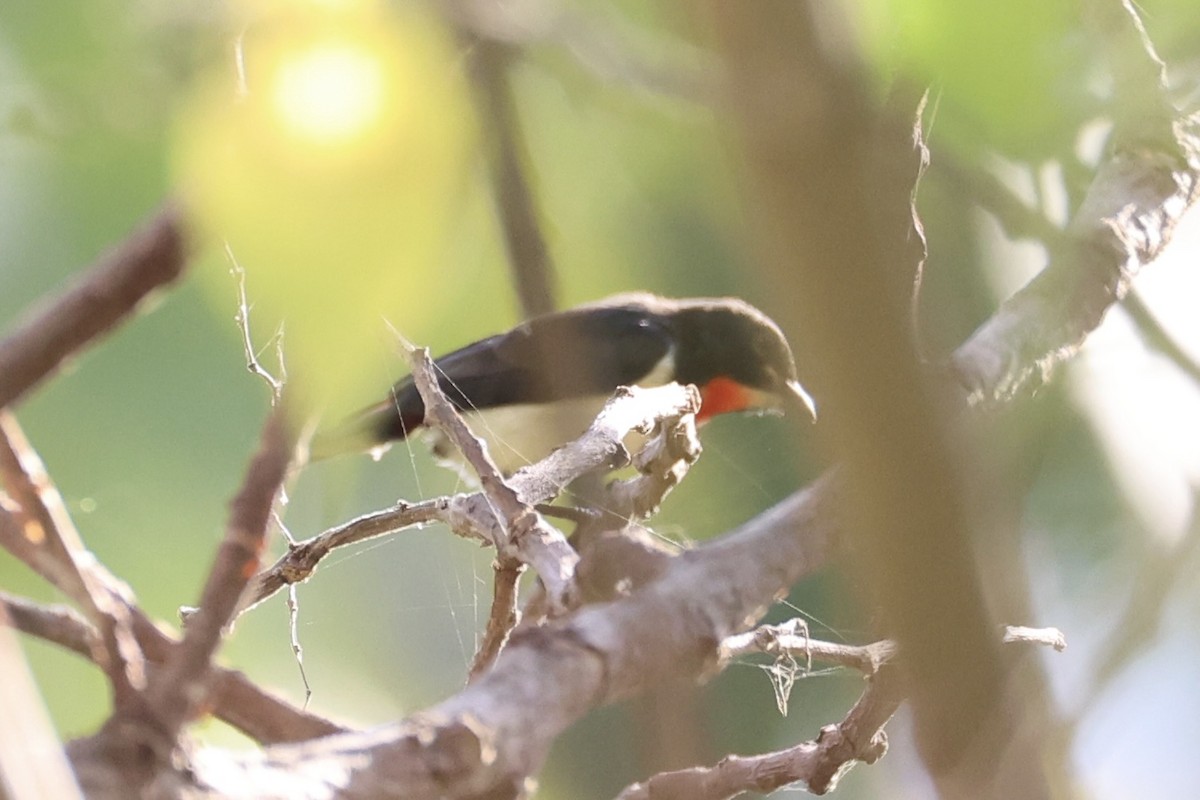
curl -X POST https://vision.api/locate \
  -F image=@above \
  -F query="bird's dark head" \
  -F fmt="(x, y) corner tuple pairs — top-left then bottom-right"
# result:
(669, 298), (816, 422)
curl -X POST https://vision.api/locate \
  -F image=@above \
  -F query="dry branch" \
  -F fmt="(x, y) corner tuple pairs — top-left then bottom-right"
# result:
(50, 79), (1200, 788)
(615, 665), (902, 800)
(145, 475), (838, 800)
(604, 408), (702, 519)
(235, 498), (448, 617)
(721, 621), (898, 676)
(0, 591), (344, 745)
(711, 3), (1040, 790)
(952, 2), (1200, 405)
(621, 625), (1067, 799)
(467, 558), (525, 681)
(146, 407), (295, 739)
(6, 2), (1197, 797)
(406, 344), (579, 610)
(0, 205), (187, 410)
(0, 412), (145, 710)
(236, 382), (701, 618)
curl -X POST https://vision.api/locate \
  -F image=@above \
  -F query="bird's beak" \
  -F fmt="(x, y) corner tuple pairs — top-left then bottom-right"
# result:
(784, 379), (818, 422)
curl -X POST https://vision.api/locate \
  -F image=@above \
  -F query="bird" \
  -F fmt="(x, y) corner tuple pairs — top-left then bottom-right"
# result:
(310, 293), (815, 475)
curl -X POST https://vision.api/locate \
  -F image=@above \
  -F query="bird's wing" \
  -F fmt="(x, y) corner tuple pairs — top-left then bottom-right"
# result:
(364, 304), (675, 446)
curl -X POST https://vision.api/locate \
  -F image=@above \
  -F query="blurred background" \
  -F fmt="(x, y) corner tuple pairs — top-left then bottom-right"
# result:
(1, 1), (1200, 797)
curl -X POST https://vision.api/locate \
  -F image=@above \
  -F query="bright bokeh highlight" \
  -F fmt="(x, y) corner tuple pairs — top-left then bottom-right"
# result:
(174, 4), (473, 415)
(272, 42), (385, 148)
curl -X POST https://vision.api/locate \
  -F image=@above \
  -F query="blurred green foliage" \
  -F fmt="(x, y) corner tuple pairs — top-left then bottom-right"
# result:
(2, 1), (1199, 798)
(854, 0), (1088, 156)
(176, 2), (476, 416)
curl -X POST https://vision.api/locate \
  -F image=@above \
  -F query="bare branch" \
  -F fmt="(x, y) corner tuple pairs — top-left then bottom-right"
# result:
(623, 624), (1068, 799)
(0, 412), (146, 710)
(0, 591), (343, 745)
(604, 408), (702, 519)
(509, 382), (701, 506)
(406, 343), (579, 609)
(468, 558), (525, 682)
(147, 407), (295, 736)
(572, 523), (676, 605)
(0, 482), (90, 606)
(282, 584), (313, 709)
(226, 243), (285, 403)
(722, 621), (1067, 677)
(60, 466), (836, 796)
(225, 476), (835, 798)
(235, 499), (447, 617)
(238, 381), (701, 621)
(615, 665), (902, 800)
(1002, 625), (1067, 652)
(454, 12), (558, 318)
(0, 204), (187, 410)
(1, 592), (94, 659)
(721, 621), (898, 676)
(953, 5), (1200, 405)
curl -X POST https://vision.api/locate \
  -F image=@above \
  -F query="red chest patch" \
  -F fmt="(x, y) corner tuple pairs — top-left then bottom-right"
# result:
(698, 376), (752, 421)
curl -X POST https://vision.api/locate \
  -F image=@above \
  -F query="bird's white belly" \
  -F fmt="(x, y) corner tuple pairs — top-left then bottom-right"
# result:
(423, 354), (677, 476)
(423, 395), (615, 476)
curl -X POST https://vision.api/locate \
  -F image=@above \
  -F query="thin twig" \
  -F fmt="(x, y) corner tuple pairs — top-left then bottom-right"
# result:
(721, 621), (898, 676)
(226, 252), (306, 701)
(0, 593), (93, 659)
(286, 585), (312, 708)
(468, 558), (525, 682)
(0, 204), (187, 410)
(225, 243), (284, 403)
(936, 152), (1067, 247)
(621, 624), (1067, 800)
(235, 499), (448, 617)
